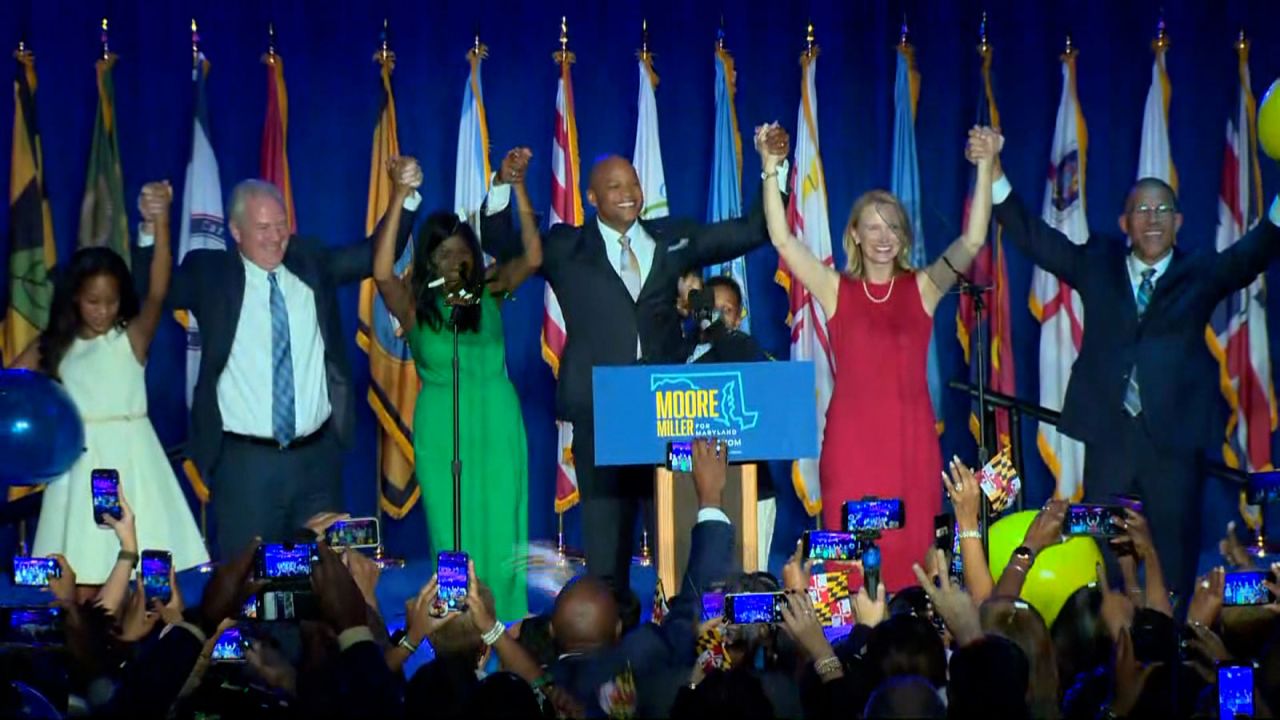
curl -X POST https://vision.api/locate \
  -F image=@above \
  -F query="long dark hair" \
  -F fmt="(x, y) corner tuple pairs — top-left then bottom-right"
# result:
(410, 212), (484, 333)
(38, 247), (139, 376)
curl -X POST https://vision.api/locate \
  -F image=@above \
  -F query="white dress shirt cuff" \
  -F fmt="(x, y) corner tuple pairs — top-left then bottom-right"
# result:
(403, 191), (422, 212)
(1269, 196), (1280, 228)
(137, 224), (155, 249)
(337, 626), (376, 651)
(696, 507), (731, 525)
(160, 621), (207, 645)
(992, 175), (1013, 205)
(485, 174), (512, 215)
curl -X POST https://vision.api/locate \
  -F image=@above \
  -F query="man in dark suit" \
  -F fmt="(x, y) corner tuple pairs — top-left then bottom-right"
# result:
(160, 159), (426, 559)
(549, 438), (736, 716)
(486, 128), (788, 606)
(975, 128), (1280, 597)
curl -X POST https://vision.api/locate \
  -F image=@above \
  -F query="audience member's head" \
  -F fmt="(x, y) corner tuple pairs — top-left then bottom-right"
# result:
(723, 573), (783, 670)
(863, 674), (946, 719)
(671, 670), (775, 720)
(947, 635), (1031, 720)
(432, 579), (497, 668)
(980, 597), (1059, 718)
(551, 576), (621, 654)
(464, 672), (545, 719)
(865, 614), (947, 689)
(406, 655), (481, 720)
(1129, 608), (1181, 665)
(704, 275), (745, 332)
(677, 269), (704, 319)
(512, 614), (557, 669)
(1128, 662), (1204, 720)
(1050, 585), (1108, 692)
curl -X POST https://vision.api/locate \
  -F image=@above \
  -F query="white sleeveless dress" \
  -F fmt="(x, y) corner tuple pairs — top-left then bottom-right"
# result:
(32, 329), (209, 583)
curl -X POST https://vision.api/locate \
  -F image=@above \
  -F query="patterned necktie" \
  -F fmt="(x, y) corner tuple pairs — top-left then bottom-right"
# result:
(1122, 268), (1157, 417)
(269, 272), (297, 445)
(618, 236), (642, 301)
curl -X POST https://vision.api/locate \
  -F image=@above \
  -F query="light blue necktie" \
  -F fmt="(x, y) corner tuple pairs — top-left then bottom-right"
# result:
(269, 272), (296, 446)
(1122, 268), (1156, 417)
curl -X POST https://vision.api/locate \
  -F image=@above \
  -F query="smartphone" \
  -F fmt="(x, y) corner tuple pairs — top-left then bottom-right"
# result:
(255, 590), (320, 621)
(12, 557), (60, 587)
(933, 514), (954, 552)
(701, 591), (726, 623)
(723, 592), (785, 625)
(843, 499), (905, 532)
(802, 530), (864, 561)
(254, 542), (319, 580)
(437, 551), (470, 613)
(666, 441), (693, 473)
(1065, 504), (1127, 538)
(1223, 570), (1275, 607)
(211, 626), (247, 663)
(1, 606), (63, 645)
(141, 550), (173, 605)
(1218, 663), (1255, 720)
(950, 521), (965, 586)
(325, 517), (381, 550)
(91, 469), (122, 526)
(1247, 471), (1280, 505)
(240, 595), (258, 620)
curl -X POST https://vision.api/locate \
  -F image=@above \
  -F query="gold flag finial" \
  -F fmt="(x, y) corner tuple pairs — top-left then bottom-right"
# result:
(641, 18), (649, 57)
(717, 16), (725, 50)
(554, 16), (574, 66)
(978, 11), (990, 55)
(900, 14), (909, 48)
(1153, 13), (1169, 51)
(805, 20), (815, 54)
(1063, 34), (1076, 58)
(1235, 27), (1248, 53)
(191, 19), (201, 67)
(373, 18), (397, 67)
(100, 17), (110, 59)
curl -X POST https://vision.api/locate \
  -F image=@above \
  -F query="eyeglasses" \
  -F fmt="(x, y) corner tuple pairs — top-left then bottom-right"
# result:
(1133, 204), (1176, 218)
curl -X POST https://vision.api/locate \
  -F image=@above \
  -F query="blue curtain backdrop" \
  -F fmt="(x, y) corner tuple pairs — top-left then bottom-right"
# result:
(2, 0), (1279, 569)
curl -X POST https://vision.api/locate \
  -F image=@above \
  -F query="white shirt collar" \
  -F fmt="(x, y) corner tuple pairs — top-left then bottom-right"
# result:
(597, 217), (641, 246)
(1126, 250), (1173, 284)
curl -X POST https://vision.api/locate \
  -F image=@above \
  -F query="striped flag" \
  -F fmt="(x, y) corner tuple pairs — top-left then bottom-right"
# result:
(1207, 38), (1274, 529)
(956, 39), (1016, 451)
(776, 46), (834, 517)
(77, 52), (129, 266)
(261, 52), (296, 232)
(634, 55), (668, 220)
(1137, 34), (1177, 189)
(705, 39), (751, 333)
(455, 44), (492, 234)
(355, 44), (421, 519)
(890, 40), (942, 432)
(3, 47), (56, 366)
(1031, 52), (1089, 501)
(546, 48), (584, 513)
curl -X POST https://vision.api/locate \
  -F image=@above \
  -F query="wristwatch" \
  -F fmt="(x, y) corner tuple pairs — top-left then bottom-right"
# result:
(760, 165), (785, 181)
(390, 629), (419, 654)
(1011, 545), (1035, 568)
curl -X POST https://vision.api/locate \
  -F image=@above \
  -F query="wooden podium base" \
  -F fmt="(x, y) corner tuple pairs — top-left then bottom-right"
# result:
(655, 463), (758, 593)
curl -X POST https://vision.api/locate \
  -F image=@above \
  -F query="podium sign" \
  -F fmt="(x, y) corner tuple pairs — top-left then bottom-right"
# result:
(592, 361), (818, 466)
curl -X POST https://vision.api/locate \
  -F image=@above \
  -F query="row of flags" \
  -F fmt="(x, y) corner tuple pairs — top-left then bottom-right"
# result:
(2, 27), (1274, 523)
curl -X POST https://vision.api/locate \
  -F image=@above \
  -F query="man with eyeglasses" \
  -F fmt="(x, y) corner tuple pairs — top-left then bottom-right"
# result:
(969, 127), (1280, 602)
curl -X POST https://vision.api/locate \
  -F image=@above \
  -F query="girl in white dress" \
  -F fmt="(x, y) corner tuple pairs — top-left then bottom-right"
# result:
(15, 182), (208, 584)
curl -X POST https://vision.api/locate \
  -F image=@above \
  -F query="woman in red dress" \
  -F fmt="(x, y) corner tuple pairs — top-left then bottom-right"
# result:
(757, 125), (998, 589)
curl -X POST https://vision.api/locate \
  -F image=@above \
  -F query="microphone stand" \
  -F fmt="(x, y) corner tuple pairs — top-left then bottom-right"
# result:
(947, 259), (993, 554)
(449, 297), (466, 552)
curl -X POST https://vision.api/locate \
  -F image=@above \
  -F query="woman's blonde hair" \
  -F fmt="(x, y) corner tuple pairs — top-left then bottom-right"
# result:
(842, 189), (915, 278)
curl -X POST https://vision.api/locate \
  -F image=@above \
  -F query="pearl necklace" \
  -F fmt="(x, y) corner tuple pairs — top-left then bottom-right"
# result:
(862, 276), (895, 304)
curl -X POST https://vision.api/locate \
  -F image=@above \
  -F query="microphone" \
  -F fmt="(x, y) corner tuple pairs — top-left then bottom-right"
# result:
(861, 545), (882, 602)
(941, 256), (991, 295)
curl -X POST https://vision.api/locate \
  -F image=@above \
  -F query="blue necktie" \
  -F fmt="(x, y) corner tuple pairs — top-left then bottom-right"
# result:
(269, 272), (296, 446)
(1122, 268), (1156, 416)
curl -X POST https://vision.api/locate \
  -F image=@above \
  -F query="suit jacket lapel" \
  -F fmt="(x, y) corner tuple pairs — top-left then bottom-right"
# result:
(226, 252), (247, 335)
(638, 220), (668, 301)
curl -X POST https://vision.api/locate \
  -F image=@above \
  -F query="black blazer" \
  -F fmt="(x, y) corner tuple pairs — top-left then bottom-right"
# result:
(994, 190), (1280, 453)
(489, 196), (771, 426)
(168, 212), (417, 479)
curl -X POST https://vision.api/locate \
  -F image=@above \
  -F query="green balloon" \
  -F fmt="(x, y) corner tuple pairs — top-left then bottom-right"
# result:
(986, 509), (1104, 625)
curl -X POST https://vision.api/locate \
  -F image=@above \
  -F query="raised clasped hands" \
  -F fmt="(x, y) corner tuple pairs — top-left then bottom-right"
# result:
(386, 155), (424, 196)
(499, 147), (533, 185)
(753, 122), (790, 170)
(964, 125), (1003, 166)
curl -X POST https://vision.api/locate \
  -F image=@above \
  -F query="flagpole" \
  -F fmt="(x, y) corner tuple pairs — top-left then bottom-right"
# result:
(633, 16), (654, 569)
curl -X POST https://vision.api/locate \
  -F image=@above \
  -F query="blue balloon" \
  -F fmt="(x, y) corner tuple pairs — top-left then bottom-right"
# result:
(0, 369), (85, 485)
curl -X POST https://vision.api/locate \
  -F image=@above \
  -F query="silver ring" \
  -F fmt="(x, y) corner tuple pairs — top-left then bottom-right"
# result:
(954, 482), (964, 492)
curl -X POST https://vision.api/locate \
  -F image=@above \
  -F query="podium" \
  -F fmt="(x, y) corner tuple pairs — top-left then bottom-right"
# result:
(592, 362), (818, 592)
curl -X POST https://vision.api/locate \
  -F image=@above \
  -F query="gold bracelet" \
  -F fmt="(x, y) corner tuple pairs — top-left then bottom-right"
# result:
(813, 656), (842, 676)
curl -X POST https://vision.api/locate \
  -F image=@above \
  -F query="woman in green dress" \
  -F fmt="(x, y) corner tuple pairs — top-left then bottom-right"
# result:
(373, 149), (540, 620)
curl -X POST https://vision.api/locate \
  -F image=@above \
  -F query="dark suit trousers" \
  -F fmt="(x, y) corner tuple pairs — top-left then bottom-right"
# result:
(210, 426), (343, 559)
(571, 420), (654, 602)
(1083, 413), (1202, 603)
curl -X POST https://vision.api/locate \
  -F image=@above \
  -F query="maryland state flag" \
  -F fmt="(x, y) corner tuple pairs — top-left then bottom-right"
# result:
(355, 39), (421, 519)
(3, 46), (56, 366)
(261, 50), (296, 232)
(77, 52), (129, 266)
(956, 32), (1015, 451)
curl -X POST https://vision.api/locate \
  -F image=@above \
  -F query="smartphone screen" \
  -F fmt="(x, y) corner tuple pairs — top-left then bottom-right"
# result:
(2, 606), (63, 645)
(240, 595), (258, 620)
(1218, 664), (1254, 720)
(325, 517), (381, 550)
(211, 626), (247, 663)
(437, 551), (469, 613)
(256, 543), (319, 580)
(1247, 471), (1280, 505)
(256, 590), (319, 621)
(701, 591), (726, 623)
(950, 521), (966, 586)
(724, 592), (784, 625)
(843, 499), (905, 532)
(803, 530), (864, 561)
(12, 557), (60, 587)
(141, 550), (173, 604)
(91, 469), (122, 526)
(666, 441), (693, 473)
(1223, 571), (1274, 606)
(1065, 504), (1126, 538)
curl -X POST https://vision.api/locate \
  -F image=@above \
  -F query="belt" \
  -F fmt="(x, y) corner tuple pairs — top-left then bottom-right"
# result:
(223, 421), (330, 451)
